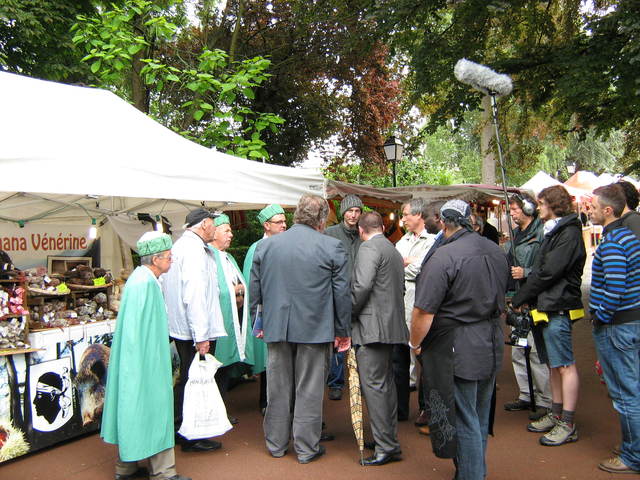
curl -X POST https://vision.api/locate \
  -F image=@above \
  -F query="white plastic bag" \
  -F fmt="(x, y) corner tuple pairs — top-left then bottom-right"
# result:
(177, 353), (233, 440)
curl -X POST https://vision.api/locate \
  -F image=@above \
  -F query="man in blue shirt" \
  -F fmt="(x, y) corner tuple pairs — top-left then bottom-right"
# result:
(589, 183), (640, 475)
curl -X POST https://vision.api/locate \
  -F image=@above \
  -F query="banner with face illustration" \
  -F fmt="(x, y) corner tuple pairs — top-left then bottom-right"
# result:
(29, 358), (73, 433)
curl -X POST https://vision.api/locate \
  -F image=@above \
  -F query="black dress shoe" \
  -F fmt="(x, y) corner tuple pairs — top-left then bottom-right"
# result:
(181, 439), (222, 452)
(228, 414), (239, 425)
(167, 476), (192, 480)
(328, 388), (342, 400)
(504, 399), (532, 411)
(364, 441), (376, 450)
(320, 432), (335, 442)
(298, 445), (326, 464)
(360, 451), (402, 466)
(115, 467), (148, 480)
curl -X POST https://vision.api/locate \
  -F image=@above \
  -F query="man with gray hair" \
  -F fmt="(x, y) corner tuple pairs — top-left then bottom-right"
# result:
(250, 194), (351, 464)
(394, 198), (436, 420)
(162, 208), (227, 453)
(102, 232), (191, 480)
(410, 199), (508, 480)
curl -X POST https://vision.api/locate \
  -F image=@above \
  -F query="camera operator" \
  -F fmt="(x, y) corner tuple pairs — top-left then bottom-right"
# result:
(511, 185), (586, 447)
(503, 193), (551, 421)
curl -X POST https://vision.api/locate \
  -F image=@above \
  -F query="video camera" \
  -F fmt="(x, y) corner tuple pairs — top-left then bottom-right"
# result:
(506, 304), (532, 346)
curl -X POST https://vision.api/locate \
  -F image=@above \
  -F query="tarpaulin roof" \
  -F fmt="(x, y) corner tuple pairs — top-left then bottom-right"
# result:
(385, 183), (522, 205)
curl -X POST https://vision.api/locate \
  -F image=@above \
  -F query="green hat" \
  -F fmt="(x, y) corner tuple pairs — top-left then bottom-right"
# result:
(257, 204), (285, 224)
(214, 213), (230, 227)
(137, 232), (172, 256)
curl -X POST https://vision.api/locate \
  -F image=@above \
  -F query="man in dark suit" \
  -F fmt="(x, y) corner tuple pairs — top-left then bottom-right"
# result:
(351, 212), (408, 466)
(471, 213), (500, 244)
(249, 194), (351, 464)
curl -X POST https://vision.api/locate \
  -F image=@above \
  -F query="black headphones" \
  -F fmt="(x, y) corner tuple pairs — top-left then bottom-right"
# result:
(513, 194), (536, 216)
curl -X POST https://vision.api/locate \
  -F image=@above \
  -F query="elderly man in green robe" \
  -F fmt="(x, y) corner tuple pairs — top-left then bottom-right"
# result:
(101, 232), (190, 480)
(243, 204), (286, 412)
(209, 214), (254, 422)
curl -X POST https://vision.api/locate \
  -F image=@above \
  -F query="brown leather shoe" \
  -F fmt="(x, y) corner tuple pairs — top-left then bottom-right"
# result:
(418, 425), (430, 436)
(598, 456), (640, 474)
(414, 410), (429, 426)
(115, 467), (148, 480)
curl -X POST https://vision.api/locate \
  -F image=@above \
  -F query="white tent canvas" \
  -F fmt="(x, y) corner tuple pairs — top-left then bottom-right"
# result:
(520, 171), (561, 194)
(0, 72), (325, 270)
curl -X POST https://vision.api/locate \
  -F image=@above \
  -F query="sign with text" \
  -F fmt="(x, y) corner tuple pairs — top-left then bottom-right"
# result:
(0, 224), (94, 269)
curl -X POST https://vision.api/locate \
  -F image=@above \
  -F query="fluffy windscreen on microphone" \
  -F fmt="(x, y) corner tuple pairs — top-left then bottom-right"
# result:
(454, 58), (513, 97)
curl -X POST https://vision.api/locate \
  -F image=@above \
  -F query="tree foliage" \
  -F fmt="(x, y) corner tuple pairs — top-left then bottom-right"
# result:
(0, 0), (95, 80)
(204, 0), (403, 165)
(71, 0), (284, 160)
(374, 0), (638, 175)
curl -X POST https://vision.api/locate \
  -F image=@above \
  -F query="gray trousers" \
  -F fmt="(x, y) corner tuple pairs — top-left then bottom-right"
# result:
(511, 330), (552, 408)
(116, 447), (176, 480)
(264, 342), (331, 461)
(357, 343), (400, 455)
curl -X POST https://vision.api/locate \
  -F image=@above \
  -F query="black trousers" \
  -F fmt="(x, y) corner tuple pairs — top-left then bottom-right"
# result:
(392, 344), (410, 420)
(171, 338), (230, 438)
(172, 337), (196, 431)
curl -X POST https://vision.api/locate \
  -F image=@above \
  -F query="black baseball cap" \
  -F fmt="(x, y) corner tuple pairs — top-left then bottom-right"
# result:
(184, 208), (220, 228)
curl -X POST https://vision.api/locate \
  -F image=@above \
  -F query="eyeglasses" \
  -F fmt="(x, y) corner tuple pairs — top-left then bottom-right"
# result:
(155, 254), (172, 260)
(268, 220), (286, 225)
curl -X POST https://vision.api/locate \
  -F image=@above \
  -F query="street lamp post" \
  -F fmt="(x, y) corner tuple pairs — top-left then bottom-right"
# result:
(384, 135), (404, 187)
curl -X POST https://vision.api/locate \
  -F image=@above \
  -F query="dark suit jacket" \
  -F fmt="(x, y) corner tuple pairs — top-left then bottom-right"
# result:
(250, 223), (351, 343)
(351, 234), (408, 346)
(482, 222), (500, 244)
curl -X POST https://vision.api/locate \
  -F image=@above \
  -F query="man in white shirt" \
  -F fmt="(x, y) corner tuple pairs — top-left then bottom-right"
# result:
(394, 198), (435, 421)
(162, 208), (226, 453)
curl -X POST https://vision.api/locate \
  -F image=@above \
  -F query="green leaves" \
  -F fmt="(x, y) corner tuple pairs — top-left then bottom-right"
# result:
(70, 0), (284, 162)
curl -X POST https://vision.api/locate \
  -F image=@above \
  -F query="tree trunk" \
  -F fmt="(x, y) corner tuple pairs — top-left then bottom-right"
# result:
(481, 95), (496, 185)
(131, 14), (150, 113)
(229, 0), (244, 63)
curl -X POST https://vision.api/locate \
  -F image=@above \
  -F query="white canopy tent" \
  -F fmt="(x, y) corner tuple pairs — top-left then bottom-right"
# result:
(0, 72), (325, 270)
(520, 171), (561, 194)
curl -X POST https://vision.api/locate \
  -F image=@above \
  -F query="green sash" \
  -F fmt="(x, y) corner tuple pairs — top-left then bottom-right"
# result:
(243, 240), (267, 374)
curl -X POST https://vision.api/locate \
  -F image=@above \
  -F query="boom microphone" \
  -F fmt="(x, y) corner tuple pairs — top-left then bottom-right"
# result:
(454, 58), (513, 97)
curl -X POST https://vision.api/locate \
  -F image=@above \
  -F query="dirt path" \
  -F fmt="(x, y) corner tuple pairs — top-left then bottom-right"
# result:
(2, 265), (637, 479)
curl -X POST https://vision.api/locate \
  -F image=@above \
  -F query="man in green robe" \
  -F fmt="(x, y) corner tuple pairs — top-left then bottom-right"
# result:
(243, 204), (286, 412)
(101, 232), (190, 480)
(209, 214), (254, 420)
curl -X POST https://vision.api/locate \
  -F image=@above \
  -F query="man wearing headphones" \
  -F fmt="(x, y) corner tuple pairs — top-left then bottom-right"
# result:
(503, 193), (551, 421)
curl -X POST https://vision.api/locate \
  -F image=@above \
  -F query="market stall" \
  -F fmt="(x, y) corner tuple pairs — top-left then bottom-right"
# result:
(385, 183), (524, 241)
(0, 72), (326, 462)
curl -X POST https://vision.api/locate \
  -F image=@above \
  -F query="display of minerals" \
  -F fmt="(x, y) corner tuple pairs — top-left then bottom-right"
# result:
(30, 292), (116, 329)
(0, 315), (29, 350)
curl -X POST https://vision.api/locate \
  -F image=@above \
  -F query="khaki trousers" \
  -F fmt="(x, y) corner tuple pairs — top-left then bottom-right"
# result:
(116, 447), (177, 480)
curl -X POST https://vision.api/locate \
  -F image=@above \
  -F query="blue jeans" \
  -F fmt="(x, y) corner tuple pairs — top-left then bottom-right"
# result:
(453, 375), (495, 480)
(327, 350), (345, 389)
(593, 321), (640, 470)
(543, 313), (575, 368)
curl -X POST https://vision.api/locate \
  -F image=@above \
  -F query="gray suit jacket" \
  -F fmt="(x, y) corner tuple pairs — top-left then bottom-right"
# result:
(250, 223), (351, 343)
(351, 234), (408, 346)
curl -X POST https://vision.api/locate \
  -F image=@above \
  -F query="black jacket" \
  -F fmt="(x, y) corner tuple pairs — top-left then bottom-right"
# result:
(511, 213), (586, 312)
